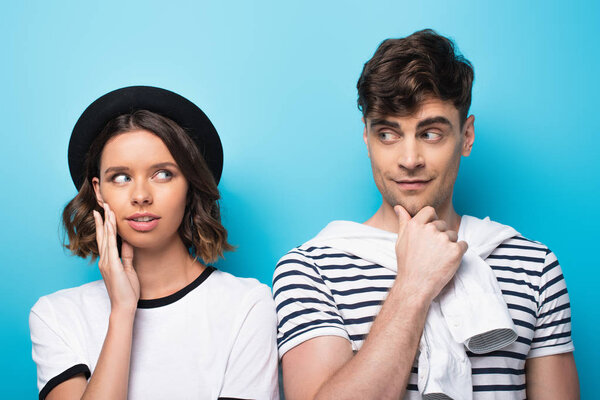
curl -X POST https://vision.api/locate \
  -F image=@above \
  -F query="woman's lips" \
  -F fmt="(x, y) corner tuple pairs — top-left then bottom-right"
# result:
(126, 218), (160, 232)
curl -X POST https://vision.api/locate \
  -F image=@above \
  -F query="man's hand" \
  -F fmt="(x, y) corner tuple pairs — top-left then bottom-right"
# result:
(394, 205), (468, 303)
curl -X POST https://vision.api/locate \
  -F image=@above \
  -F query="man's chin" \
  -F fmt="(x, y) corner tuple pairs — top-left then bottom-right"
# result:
(395, 202), (430, 217)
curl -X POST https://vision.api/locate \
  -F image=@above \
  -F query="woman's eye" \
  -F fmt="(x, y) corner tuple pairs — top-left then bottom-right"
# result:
(112, 174), (131, 184)
(154, 170), (173, 180)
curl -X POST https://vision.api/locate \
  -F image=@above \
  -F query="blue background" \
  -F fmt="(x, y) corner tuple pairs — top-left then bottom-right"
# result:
(1, 1), (597, 397)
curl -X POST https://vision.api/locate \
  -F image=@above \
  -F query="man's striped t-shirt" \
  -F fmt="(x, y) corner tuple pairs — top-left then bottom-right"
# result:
(272, 234), (574, 399)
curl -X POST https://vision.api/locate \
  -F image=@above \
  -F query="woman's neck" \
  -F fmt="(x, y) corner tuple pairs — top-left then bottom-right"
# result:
(132, 236), (205, 300)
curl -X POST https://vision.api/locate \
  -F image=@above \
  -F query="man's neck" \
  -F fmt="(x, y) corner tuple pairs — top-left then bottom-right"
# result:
(364, 202), (461, 234)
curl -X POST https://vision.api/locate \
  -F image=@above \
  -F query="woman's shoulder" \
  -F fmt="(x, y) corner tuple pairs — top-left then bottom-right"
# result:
(31, 280), (109, 320)
(205, 268), (273, 305)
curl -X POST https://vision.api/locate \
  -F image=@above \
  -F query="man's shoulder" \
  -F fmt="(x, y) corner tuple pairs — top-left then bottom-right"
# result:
(275, 241), (366, 274)
(492, 234), (552, 260)
(463, 215), (554, 262)
(496, 234), (551, 251)
(488, 233), (560, 283)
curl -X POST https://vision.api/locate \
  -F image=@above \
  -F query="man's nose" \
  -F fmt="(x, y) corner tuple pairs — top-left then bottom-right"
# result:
(397, 139), (425, 170)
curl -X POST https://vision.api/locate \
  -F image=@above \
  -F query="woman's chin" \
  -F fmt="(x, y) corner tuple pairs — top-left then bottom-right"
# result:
(118, 229), (183, 252)
(119, 232), (161, 250)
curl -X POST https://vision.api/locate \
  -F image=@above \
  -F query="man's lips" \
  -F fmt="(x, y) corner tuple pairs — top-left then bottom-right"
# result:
(394, 179), (432, 191)
(126, 213), (161, 232)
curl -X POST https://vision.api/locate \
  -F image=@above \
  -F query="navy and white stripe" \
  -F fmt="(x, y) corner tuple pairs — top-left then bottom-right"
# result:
(272, 236), (573, 399)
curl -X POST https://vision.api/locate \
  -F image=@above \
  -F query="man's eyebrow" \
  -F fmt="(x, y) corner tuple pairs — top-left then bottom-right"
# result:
(416, 116), (453, 130)
(369, 119), (400, 129)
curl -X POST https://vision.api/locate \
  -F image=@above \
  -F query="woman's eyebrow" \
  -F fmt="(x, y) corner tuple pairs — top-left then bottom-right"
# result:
(103, 162), (179, 175)
(104, 166), (129, 175)
(150, 162), (179, 169)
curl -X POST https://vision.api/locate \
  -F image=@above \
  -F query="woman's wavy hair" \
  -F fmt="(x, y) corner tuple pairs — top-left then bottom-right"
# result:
(357, 29), (474, 125)
(62, 110), (233, 263)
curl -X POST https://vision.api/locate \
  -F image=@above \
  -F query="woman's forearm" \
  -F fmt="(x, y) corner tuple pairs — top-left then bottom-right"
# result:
(82, 309), (136, 400)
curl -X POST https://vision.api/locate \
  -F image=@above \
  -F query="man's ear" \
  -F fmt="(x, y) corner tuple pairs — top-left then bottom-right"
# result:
(362, 117), (370, 158)
(91, 177), (105, 208)
(461, 115), (475, 157)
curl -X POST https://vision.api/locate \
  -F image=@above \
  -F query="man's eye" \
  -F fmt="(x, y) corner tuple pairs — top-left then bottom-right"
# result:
(154, 170), (173, 180)
(379, 132), (396, 141)
(112, 174), (131, 183)
(422, 131), (442, 141)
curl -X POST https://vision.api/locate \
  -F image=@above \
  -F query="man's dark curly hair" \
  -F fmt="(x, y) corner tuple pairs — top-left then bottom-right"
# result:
(357, 29), (474, 125)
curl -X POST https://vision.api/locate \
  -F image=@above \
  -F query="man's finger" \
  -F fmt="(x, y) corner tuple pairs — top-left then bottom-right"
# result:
(446, 230), (458, 242)
(432, 220), (448, 232)
(413, 206), (438, 224)
(394, 204), (411, 225)
(394, 205), (411, 236)
(457, 240), (469, 254)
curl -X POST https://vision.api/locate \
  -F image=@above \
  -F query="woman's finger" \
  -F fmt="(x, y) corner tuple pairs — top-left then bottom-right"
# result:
(102, 204), (111, 265)
(108, 208), (121, 265)
(106, 213), (121, 267)
(121, 241), (134, 271)
(109, 207), (117, 228)
(92, 210), (104, 251)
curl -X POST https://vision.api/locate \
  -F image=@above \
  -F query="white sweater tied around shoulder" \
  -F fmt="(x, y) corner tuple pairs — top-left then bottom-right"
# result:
(304, 215), (519, 400)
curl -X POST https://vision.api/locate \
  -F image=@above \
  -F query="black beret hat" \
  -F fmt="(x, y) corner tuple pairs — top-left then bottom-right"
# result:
(68, 85), (223, 190)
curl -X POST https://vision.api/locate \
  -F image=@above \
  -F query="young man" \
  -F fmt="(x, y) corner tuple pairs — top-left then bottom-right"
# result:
(272, 30), (579, 399)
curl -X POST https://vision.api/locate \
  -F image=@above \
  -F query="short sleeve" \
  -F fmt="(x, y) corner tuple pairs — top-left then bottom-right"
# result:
(527, 250), (575, 358)
(272, 249), (349, 358)
(219, 286), (279, 400)
(29, 297), (90, 399)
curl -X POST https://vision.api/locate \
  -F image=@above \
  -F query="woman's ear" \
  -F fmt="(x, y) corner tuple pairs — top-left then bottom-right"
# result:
(91, 177), (105, 208)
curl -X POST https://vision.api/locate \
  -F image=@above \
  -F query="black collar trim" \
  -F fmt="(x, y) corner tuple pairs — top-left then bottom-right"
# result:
(137, 266), (215, 309)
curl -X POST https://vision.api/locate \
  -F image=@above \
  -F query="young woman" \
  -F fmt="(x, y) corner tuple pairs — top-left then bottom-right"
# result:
(29, 86), (279, 400)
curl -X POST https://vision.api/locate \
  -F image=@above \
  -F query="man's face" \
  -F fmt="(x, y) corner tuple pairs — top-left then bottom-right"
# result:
(363, 98), (474, 217)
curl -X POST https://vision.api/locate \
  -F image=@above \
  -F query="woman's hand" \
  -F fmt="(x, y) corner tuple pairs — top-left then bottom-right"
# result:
(93, 203), (140, 314)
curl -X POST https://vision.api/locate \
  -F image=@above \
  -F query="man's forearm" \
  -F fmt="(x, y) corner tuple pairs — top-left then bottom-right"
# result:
(314, 282), (430, 400)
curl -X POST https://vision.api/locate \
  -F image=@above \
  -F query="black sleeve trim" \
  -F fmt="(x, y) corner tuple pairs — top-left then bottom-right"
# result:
(39, 363), (90, 400)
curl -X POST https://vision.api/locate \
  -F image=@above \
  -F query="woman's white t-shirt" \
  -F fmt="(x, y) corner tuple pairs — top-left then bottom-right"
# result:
(30, 267), (279, 399)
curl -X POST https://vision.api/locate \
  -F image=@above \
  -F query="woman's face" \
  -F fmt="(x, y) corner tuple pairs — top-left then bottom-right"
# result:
(92, 130), (189, 250)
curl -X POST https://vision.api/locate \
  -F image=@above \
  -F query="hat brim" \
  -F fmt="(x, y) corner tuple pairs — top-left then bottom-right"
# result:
(68, 85), (223, 190)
